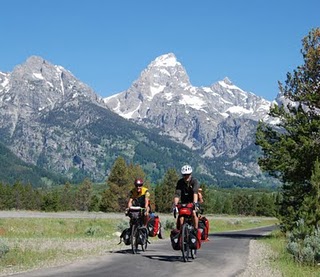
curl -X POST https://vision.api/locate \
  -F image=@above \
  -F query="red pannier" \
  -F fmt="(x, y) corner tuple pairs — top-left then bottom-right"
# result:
(177, 203), (194, 216)
(146, 214), (160, 237)
(198, 216), (210, 241)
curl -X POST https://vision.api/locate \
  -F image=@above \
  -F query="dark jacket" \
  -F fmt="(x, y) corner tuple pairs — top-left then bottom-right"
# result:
(174, 177), (200, 204)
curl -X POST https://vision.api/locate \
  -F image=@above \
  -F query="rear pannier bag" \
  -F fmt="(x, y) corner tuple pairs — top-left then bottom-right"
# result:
(189, 228), (201, 249)
(120, 227), (131, 245)
(147, 214), (160, 237)
(170, 229), (181, 250)
(199, 216), (210, 240)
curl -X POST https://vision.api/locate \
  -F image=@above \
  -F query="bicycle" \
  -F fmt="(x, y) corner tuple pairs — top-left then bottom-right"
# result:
(128, 206), (148, 254)
(174, 203), (200, 262)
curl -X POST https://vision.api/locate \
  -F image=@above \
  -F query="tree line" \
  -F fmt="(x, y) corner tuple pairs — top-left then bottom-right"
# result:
(0, 156), (277, 217)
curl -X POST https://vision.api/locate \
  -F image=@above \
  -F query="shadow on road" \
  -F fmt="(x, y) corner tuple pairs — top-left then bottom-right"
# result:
(144, 254), (182, 262)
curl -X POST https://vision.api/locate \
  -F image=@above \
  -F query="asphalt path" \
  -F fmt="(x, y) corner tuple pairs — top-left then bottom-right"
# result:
(11, 225), (277, 277)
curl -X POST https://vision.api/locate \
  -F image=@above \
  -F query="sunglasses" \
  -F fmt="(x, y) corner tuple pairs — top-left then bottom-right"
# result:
(135, 184), (143, 187)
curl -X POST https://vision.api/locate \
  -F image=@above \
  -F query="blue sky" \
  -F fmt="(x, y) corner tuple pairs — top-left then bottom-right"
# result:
(1, 0), (319, 101)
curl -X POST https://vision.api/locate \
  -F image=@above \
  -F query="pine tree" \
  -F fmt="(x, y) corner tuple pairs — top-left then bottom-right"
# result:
(255, 28), (320, 232)
(300, 158), (320, 233)
(155, 168), (179, 213)
(75, 178), (93, 211)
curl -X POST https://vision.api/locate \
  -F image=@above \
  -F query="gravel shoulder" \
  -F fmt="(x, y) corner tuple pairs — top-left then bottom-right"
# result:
(238, 240), (282, 277)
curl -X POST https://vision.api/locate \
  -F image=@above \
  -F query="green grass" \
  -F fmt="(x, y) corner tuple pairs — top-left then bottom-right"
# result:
(261, 230), (320, 277)
(0, 214), (278, 276)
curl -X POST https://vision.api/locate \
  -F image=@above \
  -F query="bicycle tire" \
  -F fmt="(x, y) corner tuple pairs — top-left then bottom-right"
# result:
(191, 248), (197, 259)
(181, 223), (190, 262)
(141, 227), (148, 252)
(131, 224), (138, 254)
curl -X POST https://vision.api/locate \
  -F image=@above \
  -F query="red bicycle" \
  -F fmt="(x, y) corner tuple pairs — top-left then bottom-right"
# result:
(174, 203), (200, 262)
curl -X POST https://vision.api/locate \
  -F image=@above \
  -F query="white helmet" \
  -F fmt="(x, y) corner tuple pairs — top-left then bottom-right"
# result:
(181, 164), (192, 175)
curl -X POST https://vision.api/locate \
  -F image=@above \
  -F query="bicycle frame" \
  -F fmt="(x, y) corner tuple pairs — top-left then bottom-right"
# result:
(128, 206), (147, 254)
(175, 203), (197, 262)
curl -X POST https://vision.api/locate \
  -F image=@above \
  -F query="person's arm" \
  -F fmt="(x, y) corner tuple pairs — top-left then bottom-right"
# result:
(173, 196), (180, 206)
(128, 198), (133, 209)
(198, 192), (203, 203)
(145, 191), (150, 213)
(173, 181), (181, 206)
(193, 193), (198, 204)
(193, 178), (200, 205)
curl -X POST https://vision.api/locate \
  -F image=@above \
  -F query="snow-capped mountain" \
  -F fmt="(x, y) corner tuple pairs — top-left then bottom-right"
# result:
(0, 54), (279, 187)
(104, 53), (274, 158)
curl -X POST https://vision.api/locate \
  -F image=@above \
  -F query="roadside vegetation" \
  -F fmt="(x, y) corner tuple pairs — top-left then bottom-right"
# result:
(261, 230), (320, 277)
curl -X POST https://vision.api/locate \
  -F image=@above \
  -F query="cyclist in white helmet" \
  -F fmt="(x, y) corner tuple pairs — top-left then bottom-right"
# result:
(173, 164), (200, 230)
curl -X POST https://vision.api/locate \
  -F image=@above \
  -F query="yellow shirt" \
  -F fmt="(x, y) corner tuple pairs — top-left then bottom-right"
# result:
(129, 187), (150, 208)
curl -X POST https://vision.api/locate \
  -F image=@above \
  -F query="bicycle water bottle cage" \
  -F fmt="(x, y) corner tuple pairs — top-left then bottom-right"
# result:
(177, 203), (194, 216)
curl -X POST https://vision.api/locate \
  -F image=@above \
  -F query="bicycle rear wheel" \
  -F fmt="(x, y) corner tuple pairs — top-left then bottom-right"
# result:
(131, 224), (138, 254)
(181, 223), (190, 262)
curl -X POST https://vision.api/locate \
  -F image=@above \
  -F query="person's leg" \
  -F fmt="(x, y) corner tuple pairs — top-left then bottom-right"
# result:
(193, 211), (198, 229)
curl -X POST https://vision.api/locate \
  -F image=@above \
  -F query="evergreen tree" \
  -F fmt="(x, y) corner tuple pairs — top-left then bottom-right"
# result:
(155, 168), (179, 213)
(300, 158), (320, 233)
(255, 28), (320, 232)
(75, 178), (93, 211)
(100, 156), (130, 212)
(60, 182), (75, 211)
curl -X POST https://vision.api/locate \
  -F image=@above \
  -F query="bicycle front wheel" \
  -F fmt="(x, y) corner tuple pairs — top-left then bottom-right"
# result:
(181, 223), (190, 262)
(131, 224), (138, 254)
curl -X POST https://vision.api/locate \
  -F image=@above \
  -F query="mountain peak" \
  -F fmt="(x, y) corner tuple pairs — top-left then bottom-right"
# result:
(152, 53), (180, 67)
(223, 77), (232, 85)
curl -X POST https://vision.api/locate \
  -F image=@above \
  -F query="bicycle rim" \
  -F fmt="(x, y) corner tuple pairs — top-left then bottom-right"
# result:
(131, 224), (138, 254)
(181, 223), (189, 262)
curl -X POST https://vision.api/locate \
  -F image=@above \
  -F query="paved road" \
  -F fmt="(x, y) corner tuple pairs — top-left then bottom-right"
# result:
(11, 225), (276, 277)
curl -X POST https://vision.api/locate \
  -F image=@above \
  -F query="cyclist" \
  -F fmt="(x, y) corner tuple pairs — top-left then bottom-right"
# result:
(127, 178), (150, 219)
(173, 165), (200, 230)
(127, 178), (163, 239)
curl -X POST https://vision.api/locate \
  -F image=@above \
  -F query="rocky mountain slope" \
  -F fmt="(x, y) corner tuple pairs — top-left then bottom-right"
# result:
(104, 53), (279, 185)
(0, 55), (278, 187)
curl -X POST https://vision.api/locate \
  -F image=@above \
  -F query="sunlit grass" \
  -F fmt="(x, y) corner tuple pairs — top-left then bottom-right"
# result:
(261, 230), (320, 277)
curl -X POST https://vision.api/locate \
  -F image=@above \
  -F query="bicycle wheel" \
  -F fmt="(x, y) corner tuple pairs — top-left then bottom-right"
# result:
(191, 248), (197, 259)
(181, 223), (190, 262)
(140, 227), (148, 252)
(131, 224), (138, 254)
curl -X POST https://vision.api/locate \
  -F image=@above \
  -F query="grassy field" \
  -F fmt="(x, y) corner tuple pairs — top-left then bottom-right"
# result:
(0, 212), (278, 276)
(261, 231), (320, 277)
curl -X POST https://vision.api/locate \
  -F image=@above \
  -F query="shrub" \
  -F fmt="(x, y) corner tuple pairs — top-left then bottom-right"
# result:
(0, 240), (9, 258)
(85, 225), (102, 236)
(117, 220), (129, 232)
(286, 221), (320, 265)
